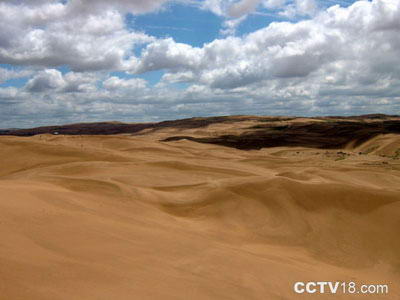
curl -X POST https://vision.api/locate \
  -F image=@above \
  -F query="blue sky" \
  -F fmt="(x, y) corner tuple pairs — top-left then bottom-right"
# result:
(0, 0), (399, 128)
(131, 4), (222, 47)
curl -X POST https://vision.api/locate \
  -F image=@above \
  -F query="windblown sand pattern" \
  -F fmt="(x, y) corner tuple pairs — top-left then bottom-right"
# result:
(0, 116), (399, 299)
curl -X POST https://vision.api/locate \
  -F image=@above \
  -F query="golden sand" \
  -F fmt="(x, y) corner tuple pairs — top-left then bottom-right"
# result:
(0, 126), (399, 299)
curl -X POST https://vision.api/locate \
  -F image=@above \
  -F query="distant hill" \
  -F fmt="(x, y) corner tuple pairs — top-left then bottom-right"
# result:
(2, 114), (400, 150)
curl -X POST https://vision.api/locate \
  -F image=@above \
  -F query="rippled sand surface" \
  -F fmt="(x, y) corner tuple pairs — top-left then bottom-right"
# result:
(1, 124), (399, 299)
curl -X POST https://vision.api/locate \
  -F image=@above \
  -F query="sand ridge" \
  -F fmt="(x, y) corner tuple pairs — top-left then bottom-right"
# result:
(0, 121), (400, 299)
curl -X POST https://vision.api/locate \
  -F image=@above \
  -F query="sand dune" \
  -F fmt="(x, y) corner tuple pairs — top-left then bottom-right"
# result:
(1, 117), (400, 299)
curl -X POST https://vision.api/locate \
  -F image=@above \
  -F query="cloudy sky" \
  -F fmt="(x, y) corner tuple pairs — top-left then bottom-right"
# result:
(0, 0), (399, 128)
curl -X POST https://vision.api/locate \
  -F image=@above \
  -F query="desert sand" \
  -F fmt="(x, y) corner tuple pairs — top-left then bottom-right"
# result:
(0, 116), (399, 299)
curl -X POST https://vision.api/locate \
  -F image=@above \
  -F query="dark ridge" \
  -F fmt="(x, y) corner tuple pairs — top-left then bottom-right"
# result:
(317, 113), (399, 120)
(0, 122), (155, 137)
(162, 120), (400, 150)
(0, 116), (286, 137)
(155, 116), (247, 129)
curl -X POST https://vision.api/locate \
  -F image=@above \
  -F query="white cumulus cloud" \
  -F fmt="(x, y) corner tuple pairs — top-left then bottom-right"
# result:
(0, 1), (155, 71)
(1, 0), (400, 128)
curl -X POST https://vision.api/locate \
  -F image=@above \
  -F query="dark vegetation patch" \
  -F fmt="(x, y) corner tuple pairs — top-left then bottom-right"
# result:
(317, 113), (399, 120)
(0, 116), (259, 137)
(0, 122), (154, 137)
(155, 116), (248, 129)
(162, 120), (400, 150)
